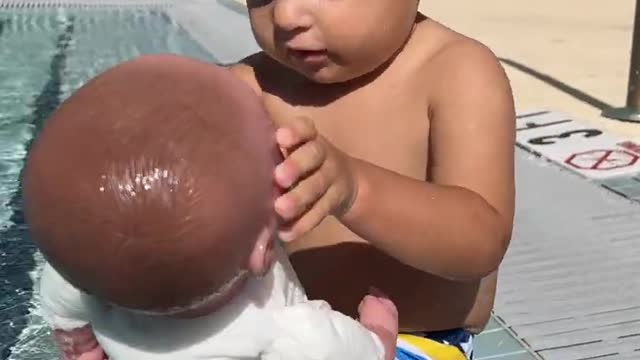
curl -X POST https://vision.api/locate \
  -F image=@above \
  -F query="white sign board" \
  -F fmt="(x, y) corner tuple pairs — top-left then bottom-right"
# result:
(516, 110), (640, 179)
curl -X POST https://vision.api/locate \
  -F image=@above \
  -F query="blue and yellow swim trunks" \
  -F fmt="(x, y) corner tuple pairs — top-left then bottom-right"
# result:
(396, 328), (474, 360)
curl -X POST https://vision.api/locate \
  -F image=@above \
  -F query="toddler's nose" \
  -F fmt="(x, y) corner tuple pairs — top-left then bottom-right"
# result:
(273, 0), (314, 32)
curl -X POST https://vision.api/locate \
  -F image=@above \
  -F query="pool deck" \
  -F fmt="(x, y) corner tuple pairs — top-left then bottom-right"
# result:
(220, 1), (640, 359)
(425, 0), (640, 140)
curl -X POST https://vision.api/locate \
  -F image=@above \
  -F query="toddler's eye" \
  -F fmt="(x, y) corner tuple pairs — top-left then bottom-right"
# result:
(247, 0), (272, 8)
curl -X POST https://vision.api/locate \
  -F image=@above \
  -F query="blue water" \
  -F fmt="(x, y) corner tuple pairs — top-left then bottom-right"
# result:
(0, 7), (217, 359)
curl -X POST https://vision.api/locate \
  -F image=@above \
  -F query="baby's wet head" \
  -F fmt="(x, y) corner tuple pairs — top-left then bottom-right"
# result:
(23, 54), (281, 313)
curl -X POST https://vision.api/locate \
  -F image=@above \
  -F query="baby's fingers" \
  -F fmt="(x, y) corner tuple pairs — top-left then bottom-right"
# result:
(275, 139), (326, 188)
(76, 347), (106, 360)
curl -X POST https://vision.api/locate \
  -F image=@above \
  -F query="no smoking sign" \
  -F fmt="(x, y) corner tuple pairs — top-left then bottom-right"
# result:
(515, 110), (640, 179)
(565, 149), (639, 171)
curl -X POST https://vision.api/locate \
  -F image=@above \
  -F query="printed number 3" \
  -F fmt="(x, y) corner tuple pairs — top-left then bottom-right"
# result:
(528, 129), (603, 146)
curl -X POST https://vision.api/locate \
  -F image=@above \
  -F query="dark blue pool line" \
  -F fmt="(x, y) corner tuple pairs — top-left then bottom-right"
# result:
(0, 19), (7, 37)
(0, 17), (74, 360)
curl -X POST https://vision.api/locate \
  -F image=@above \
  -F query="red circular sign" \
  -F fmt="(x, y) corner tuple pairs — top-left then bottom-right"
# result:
(565, 149), (639, 170)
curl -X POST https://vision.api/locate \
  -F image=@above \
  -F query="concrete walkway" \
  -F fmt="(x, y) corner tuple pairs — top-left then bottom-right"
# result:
(424, 0), (640, 138)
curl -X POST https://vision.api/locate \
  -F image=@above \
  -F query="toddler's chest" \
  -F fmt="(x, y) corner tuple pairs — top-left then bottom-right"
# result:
(265, 92), (431, 180)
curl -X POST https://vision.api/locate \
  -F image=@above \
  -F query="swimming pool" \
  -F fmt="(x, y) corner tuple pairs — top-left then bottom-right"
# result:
(0, 4), (233, 359)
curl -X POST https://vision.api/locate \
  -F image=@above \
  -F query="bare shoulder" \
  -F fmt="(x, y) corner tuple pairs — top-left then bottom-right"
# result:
(227, 52), (268, 96)
(427, 27), (504, 74)
(228, 52), (293, 99)
(416, 23), (513, 114)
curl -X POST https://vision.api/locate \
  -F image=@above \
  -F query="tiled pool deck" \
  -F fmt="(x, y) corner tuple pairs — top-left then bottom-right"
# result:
(476, 316), (540, 360)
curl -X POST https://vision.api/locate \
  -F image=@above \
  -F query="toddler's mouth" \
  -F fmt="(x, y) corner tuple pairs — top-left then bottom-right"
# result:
(288, 49), (329, 66)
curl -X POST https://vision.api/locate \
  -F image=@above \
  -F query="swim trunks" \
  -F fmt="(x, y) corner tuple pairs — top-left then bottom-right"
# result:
(396, 328), (474, 360)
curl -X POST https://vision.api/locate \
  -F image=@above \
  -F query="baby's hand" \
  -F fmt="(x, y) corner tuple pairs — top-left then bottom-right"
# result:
(358, 289), (399, 360)
(76, 347), (107, 360)
(274, 117), (357, 241)
(53, 325), (107, 360)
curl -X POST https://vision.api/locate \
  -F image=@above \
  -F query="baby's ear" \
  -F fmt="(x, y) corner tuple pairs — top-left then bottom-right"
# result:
(247, 223), (276, 276)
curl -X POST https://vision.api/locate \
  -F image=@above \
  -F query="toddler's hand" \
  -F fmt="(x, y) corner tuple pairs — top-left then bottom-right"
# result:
(358, 289), (399, 360)
(274, 117), (357, 241)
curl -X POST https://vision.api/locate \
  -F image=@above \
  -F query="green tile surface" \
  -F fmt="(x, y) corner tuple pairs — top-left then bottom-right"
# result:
(477, 351), (538, 360)
(474, 316), (536, 359)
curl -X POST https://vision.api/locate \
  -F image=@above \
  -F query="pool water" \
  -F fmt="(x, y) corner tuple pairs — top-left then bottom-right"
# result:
(0, 6), (218, 359)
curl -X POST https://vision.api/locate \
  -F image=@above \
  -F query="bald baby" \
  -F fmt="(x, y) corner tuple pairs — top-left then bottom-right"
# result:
(23, 54), (280, 315)
(23, 54), (398, 360)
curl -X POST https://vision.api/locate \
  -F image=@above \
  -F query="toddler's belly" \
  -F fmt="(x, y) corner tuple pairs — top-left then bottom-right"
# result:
(286, 237), (491, 333)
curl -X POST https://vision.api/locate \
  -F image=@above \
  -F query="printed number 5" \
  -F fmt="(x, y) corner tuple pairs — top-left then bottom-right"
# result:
(528, 129), (602, 146)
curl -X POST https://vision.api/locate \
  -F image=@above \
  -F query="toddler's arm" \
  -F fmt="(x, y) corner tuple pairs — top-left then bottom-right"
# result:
(39, 263), (106, 360)
(262, 294), (398, 360)
(341, 42), (515, 280)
